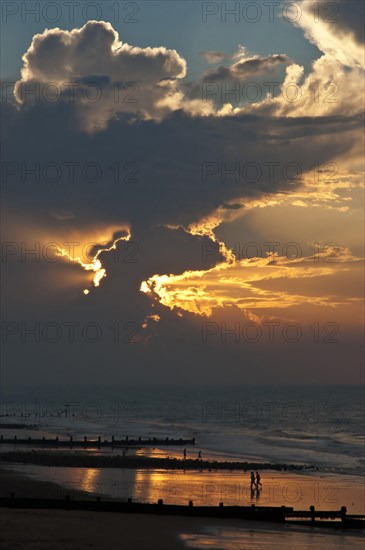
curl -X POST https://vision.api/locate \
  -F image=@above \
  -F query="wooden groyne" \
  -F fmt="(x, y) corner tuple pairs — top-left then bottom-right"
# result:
(0, 496), (363, 529)
(0, 451), (310, 472)
(0, 435), (195, 448)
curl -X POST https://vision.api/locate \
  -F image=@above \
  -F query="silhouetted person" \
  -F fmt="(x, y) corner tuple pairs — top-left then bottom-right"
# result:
(183, 448), (186, 460)
(198, 450), (202, 461)
(250, 471), (255, 489)
(255, 471), (262, 488)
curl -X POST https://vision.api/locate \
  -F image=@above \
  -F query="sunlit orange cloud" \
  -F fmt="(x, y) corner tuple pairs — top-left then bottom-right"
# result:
(240, 168), (364, 213)
(4, 215), (131, 294)
(141, 247), (364, 318)
(56, 229), (131, 293)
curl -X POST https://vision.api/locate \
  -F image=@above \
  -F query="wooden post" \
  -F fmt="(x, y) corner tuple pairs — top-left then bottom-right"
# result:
(340, 506), (347, 521)
(310, 505), (315, 523)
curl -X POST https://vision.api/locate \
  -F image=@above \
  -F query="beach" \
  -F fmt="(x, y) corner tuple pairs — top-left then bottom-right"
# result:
(1, 461), (364, 514)
(3, 507), (365, 550)
(1, 466), (364, 550)
(1, 508), (187, 550)
(1, 385), (364, 548)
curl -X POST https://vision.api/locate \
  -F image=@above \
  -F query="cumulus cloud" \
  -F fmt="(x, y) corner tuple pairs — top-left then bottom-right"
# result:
(15, 21), (187, 130)
(297, 0), (364, 51)
(200, 51), (230, 64)
(218, 6), (364, 126)
(203, 53), (290, 81)
(292, 0), (365, 112)
(200, 46), (246, 64)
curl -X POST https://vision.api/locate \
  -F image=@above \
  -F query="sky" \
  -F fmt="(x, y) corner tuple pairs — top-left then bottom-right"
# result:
(0, 0), (364, 387)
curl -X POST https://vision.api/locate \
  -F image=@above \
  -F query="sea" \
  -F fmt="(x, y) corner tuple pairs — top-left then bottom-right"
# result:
(1, 384), (364, 549)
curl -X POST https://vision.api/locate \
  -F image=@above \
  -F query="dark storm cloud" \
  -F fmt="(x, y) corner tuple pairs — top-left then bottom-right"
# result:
(3, 100), (361, 232)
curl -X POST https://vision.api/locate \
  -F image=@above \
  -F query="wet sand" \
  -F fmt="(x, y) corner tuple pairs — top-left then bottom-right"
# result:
(0, 467), (90, 500)
(1, 467), (364, 550)
(1, 463), (364, 514)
